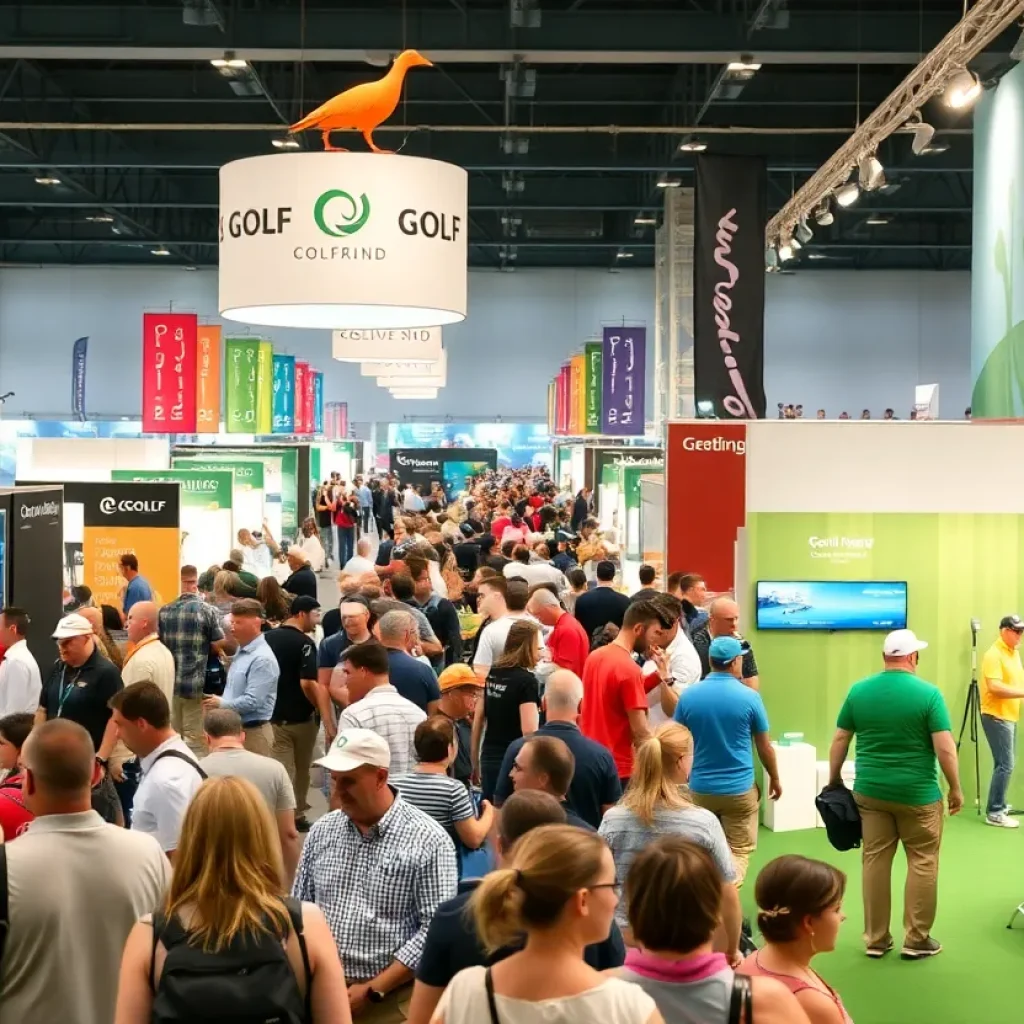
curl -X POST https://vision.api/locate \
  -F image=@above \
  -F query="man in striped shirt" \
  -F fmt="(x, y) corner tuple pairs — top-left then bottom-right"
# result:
(336, 642), (425, 777)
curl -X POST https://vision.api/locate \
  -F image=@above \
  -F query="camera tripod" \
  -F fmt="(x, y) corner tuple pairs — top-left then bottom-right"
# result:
(955, 620), (982, 816)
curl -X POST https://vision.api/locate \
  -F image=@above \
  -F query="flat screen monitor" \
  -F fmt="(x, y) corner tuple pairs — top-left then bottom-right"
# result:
(756, 581), (908, 631)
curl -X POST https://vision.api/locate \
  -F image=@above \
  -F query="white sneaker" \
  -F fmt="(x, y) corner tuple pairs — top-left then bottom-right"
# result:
(986, 813), (1020, 829)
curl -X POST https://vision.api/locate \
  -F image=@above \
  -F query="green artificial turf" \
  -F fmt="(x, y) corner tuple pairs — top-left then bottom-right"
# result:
(742, 813), (1024, 1024)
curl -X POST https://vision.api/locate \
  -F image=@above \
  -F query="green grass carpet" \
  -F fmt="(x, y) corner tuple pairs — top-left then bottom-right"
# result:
(742, 813), (1024, 1024)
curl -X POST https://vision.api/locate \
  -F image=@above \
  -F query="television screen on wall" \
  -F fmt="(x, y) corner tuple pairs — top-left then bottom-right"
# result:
(756, 581), (908, 631)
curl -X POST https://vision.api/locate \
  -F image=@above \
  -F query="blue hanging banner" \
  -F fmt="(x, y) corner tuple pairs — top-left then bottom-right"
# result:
(71, 336), (88, 422)
(313, 372), (324, 435)
(272, 353), (295, 434)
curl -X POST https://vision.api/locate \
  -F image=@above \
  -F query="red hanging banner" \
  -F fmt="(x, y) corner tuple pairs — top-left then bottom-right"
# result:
(142, 312), (198, 433)
(303, 366), (316, 435)
(294, 362), (309, 432)
(557, 364), (571, 435)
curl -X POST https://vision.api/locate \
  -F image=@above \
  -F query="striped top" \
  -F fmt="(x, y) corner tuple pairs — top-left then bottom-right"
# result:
(392, 771), (475, 833)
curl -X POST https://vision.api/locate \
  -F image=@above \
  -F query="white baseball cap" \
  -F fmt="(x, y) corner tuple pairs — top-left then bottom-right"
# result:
(315, 728), (390, 773)
(883, 628), (928, 657)
(52, 614), (94, 639)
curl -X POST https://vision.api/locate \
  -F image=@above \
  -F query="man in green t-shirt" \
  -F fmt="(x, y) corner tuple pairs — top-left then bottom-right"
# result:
(829, 628), (962, 963)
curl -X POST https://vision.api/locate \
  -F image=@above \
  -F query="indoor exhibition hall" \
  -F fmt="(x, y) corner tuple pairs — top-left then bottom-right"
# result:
(0, 2), (1022, 1024)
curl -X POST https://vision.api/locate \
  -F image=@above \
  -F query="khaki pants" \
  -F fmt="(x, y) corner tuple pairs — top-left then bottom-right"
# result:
(353, 983), (411, 1022)
(273, 718), (319, 813)
(691, 785), (760, 885)
(854, 792), (943, 948)
(173, 696), (207, 758)
(242, 723), (274, 757)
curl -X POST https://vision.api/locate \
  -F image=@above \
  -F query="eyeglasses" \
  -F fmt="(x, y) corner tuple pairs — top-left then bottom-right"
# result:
(510, 760), (525, 773)
(589, 880), (623, 895)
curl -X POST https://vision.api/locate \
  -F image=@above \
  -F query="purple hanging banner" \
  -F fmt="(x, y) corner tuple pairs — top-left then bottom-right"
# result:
(600, 326), (646, 435)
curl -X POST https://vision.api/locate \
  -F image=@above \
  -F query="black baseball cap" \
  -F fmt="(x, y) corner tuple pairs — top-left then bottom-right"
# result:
(459, 522), (475, 537)
(1001, 615), (1024, 632)
(291, 595), (321, 615)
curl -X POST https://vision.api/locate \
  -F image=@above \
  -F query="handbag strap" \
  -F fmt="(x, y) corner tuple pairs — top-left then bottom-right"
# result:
(728, 972), (753, 1024)
(484, 967), (501, 1024)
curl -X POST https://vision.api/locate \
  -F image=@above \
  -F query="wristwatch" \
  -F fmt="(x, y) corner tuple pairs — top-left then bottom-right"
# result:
(367, 988), (386, 1004)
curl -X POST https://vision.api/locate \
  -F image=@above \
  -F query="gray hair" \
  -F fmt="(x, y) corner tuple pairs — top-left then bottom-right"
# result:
(378, 609), (417, 642)
(528, 588), (560, 610)
(203, 708), (243, 738)
(229, 547), (245, 565)
(544, 669), (584, 711)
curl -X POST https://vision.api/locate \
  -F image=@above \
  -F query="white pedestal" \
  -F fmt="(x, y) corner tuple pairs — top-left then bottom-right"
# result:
(815, 760), (856, 827)
(763, 742), (818, 832)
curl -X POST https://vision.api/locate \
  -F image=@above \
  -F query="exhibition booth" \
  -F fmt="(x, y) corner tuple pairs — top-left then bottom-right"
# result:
(389, 447), (498, 499)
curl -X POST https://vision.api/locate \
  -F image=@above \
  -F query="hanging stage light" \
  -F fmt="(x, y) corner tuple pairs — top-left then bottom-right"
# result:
(945, 68), (981, 109)
(778, 241), (795, 262)
(906, 111), (936, 156)
(795, 216), (813, 244)
(834, 182), (861, 208)
(814, 198), (834, 226)
(858, 153), (886, 192)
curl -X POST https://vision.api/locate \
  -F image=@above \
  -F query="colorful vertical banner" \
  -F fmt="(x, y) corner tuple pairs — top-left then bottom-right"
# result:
(557, 364), (571, 435)
(601, 326), (646, 435)
(547, 381), (556, 435)
(584, 342), (602, 434)
(272, 354), (295, 434)
(225, 338), (260, 433)
(693, 155), (767, 419)
(256, 341), (273, 434)
(195, 325), (221, 433)
(142, 312), (198, 433)
(303, 367), (316, 435)
(339, 401), (348, 439)
(71, 336), (88, 422)
(294, 362), (309, 433)
(571, 354), (585, 436)
(313, 372), (324, 435)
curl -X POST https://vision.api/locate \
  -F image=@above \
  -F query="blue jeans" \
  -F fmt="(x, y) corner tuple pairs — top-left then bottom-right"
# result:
(337, 526), (355, 566)
(982, 713), (1016, 816)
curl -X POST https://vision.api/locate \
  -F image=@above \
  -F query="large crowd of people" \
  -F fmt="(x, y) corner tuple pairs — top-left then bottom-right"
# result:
(0, 462), (969, 1023)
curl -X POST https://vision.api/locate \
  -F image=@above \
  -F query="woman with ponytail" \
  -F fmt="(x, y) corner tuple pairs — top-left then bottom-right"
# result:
(432, 824), (662, 1024)
(598, 723), (741, 959)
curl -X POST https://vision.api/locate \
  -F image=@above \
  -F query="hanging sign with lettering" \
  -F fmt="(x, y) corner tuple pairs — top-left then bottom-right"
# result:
(142, 312), (198, 433)
(601, 327), (646, 435)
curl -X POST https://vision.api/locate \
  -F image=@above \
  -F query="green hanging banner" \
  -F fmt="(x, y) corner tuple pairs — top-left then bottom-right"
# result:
(584, 342), (602, 434)
(225, 338), (260, 433)
(257, 341), (274, 434)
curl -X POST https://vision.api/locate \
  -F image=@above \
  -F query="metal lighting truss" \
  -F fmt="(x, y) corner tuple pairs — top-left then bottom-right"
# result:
(767, 0), (1024, 245)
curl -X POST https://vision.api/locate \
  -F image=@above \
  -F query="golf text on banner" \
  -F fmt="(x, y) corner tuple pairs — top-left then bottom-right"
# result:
(257, 341), (274, 434)
(585, 342), (602, 434)
(601, 326), (646, 435)
(225, 338), (260, 433)
(142, 312), (198, 433)
(693, 154), (767, 419)
(195, 325), (221, 433)
(313, 372), (324, 435)
(570, 355), (585, 436)
(294, 362), (309, 433)
(272, 354), (296, 434)
(71, 336), (88, 422)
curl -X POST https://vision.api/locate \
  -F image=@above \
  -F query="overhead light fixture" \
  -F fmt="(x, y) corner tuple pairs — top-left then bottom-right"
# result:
(389, 388), (439, 399)
(858, 153), (885, 192)
(633, 215), (657, 226)
(813, 199), (834, 226)
(85, 214), (115, 223)
(271, 137), (300, 150)
(834, 182), (860, 208)
(794, 216), (813, 244)
(919, 139), (949, 156)
(945, 68), (981, 109)
(211, 51), (248, 70)
(865, 215), (890, 226)
(679, 138), (708, 152)
(151, 246), (172, 256)
(778, 241), (795, 262)
(807, 253), (829, 260)
(183, 265), (198, 271)
(616, 249), (634, 259)
(906, 111), (936, 156)
(34, 176), (61, 186)
(656, 174), (681, 188)
(696, 400), (718, 418)
(726, 60), (762, 79)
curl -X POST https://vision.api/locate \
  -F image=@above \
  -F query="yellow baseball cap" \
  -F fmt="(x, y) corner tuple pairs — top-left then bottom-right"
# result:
(438, 664), (484, 692)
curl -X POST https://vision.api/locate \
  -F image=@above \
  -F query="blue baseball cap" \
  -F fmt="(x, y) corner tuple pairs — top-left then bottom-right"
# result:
(709, 635), (744, 662)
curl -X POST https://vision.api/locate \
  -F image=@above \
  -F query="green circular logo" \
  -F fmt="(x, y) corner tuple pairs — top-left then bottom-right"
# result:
(314, 189), (371, 237)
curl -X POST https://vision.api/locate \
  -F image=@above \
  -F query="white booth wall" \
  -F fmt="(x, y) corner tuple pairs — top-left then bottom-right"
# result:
(17, 437), (169, 482)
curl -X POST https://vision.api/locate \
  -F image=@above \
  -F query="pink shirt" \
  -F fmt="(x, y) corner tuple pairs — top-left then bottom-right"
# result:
(739, 950), (853, 1023)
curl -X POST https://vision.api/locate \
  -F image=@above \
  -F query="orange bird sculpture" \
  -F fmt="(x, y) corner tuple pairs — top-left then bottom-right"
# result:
(289, 49), (433, 153)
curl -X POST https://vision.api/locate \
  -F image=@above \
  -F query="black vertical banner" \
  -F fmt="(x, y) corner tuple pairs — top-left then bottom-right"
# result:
(693, 155), (768, 419)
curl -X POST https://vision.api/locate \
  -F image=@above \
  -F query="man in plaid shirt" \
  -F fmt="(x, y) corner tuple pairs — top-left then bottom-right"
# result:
(294, 728), (458, 1021)
(157, 565), (235, 756)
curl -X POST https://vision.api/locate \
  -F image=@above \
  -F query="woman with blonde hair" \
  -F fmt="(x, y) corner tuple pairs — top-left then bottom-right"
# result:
(599, 723), (741, 959)
(212, 569), (243, 614)
(472, 619), (542, 801)
(433, 824), (661, 1024)
(115, 776), (350, 1024)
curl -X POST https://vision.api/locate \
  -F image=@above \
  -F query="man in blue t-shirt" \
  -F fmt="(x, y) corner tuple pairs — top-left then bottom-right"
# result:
(674, 635), (780, 884)
(119, 552), (153, 616)
(377, 609), (441, 714)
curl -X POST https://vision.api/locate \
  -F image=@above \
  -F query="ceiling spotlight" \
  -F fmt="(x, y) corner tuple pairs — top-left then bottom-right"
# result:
(814, 199), (834, 226)
(85, 214), (115, 223)
(726, 59), (762, 79)
(211, 51), (248, 70)
(794, 216), (813, 244)
(679, 138), (708, 152)
(656, 174), (681, 188)
(807, 253), (829, 261)
(778, 241), (795, 262)
(616, 249), (634, 259)
(835, 182), (861, 208)
(906, 111), (936, 156)
(945, 68), (981, 109)
(271, 137), (300, 150)
(633, 215), (657, 226)
(34, 176), (61, 186)
(858, 154), (885, 192)
(151, 246), (172, 256)
(865, 215), (890, 226)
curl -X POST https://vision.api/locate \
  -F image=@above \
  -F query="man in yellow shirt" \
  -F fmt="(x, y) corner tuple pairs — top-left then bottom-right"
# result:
(980, 615), (1024, 828)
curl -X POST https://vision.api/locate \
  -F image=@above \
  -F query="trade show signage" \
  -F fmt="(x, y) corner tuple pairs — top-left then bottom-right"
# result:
(601, 326), (646, 435)
(272, 354), (296, 433)
(171, 458), (265, 492)
(71, 336), (88, 422)
(665, 422), (746, 590)
(693, 154), (767, 420)
(303, 367), (316, 435)
(111, 469), (233, 510)
(257, 341), (274, 434)
(333, 327), (443, 364)
(389, 447), (498, 494)
(142, 312), (198, 433)
(313, 372), (324, 435)
(557, 364), (570, 435)
(584, 342), (602, 434)
(569, 355), (584, 436)
(324, 402), (348, 439)
(547, 381), (557, 435)
(294, 362), (309, 433)
(387, 422), (551, 470)
(218, 153), (468, 330)
(195, 325), (221, 433)
(225, 338), (260, 433)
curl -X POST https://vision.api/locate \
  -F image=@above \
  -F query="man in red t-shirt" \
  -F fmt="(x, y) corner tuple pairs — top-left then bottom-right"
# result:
(0, 712), (35, 840)
(528, 589), (589, 679)
(580, 601), (672, 785)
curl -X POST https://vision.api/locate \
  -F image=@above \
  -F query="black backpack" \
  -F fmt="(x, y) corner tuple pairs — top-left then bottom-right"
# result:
(815, 783), (863, 851)
(150, 897), (312, 1024)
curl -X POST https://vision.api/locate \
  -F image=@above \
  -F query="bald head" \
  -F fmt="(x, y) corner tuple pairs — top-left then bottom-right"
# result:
(356, 537), (372, 557)
(543, 669), (584, 716)
(527, 587), (562, 627)
(708, 596), (740, 638)
(22, 719), (96, 805)
(126, 600), (158, 644)
(287, 549), (310, 570)
(78, 606), (104, 636)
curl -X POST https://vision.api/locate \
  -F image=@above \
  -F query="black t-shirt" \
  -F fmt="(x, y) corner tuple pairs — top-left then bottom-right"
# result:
(441, 711), (473, 785)
(416, 880), (625, 987)
(691, 626), (759, 680)
(321, 607), (341, 639)
(283, 566), (317, 599)
(265, 624), (318, 723)
(452, 540), (480, 577)
(481, 666), (539, 758)
(41, 647), (123, 751)
(572, 587), (631, 643)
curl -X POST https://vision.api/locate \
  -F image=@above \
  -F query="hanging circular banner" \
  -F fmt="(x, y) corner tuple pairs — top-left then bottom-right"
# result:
(219, 153), (468, 330)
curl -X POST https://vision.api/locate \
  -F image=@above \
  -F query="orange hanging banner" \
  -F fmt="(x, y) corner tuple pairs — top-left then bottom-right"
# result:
(195, 325), (221, 433)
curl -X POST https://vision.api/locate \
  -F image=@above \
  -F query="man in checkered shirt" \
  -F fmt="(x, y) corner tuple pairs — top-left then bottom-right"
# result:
(293, 727), (458, 1021)
(333, 642), (425, 776)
